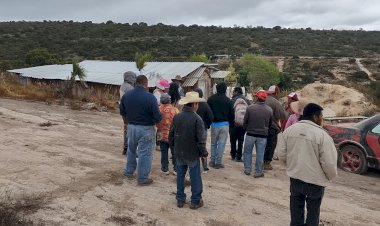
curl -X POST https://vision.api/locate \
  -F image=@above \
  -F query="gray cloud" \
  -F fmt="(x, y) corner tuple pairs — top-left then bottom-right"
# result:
(0, 0), (379, 30)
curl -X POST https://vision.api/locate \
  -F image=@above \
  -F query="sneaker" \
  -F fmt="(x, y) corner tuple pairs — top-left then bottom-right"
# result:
(161, 167), (169, 173)
(235, 158), (243, 162)
(203, 167), (209, 171)
(137, 178), (154, 186)
(190, 199), (204, 209)
(272, 156), (279, 161)
(253, 172), (264, 178)
(214, 164), (224, 169)
(264, 162), (273, 170)
(209, 162), (216, 168)
(244, 170), (251, 175)
(177, 201), (185, 208)
(230, 156), (236, 161)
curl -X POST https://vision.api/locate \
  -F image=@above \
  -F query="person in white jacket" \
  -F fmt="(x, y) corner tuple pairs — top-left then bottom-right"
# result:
(278, 103), (337, 226)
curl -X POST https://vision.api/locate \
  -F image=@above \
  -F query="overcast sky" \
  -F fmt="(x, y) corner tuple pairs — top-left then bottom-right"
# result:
(1, 0), (379, 30)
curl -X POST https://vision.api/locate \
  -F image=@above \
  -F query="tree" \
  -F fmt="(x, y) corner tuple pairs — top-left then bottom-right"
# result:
(135, 52), (152, 72)
(25, 48), (64, 66)
(189, 53), (209, 63)
(238, 54), (280, 89)
(224, 63), (237, 86)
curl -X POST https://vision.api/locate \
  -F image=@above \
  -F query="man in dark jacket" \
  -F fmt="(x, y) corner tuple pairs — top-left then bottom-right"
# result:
(194, 88), (214, 171)
(243, 90), (273, 178)
(231, 87), (251, 105)
(120, 75), (162, 186)
(207, 82), (235, 169)
(264, 85), (287, 170)
(169, 91), (208, 209)
(230, 87), (250, 161)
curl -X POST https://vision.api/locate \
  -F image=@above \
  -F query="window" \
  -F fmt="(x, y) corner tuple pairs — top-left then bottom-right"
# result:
(371, 123), (380, 134)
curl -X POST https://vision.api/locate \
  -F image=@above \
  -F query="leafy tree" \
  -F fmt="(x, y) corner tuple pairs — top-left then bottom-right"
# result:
(224, 63), (237, 86)
(135, 52), (152, 72)
(189, 53), (209, 63)
(25, 48), (64, 66)
(238, 54), (280, 89)
(278, 73), (294, 90)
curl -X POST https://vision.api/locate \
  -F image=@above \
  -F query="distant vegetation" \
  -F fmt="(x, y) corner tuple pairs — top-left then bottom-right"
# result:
(1, 21), (380, 70)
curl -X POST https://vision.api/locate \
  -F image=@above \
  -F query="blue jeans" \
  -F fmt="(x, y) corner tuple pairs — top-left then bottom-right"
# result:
(176, 159), (203, 204)
(210, 125), (229, 165)
(160, 141), (176, 171)
(243, 135), (267, 174)
(124, 124), (155, 183)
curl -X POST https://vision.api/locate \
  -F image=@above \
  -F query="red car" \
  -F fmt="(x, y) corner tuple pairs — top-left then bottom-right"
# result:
(324, 114), (380, 174)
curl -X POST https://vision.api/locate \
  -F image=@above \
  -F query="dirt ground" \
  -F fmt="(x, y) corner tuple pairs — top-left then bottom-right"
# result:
(0, 98), (380, 226)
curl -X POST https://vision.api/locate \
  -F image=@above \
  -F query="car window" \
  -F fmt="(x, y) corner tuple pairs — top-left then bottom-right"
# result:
(372, 123), (380, 134)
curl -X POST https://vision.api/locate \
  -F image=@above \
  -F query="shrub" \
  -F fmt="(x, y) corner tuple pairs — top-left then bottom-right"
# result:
(348, 71), (369, 82)
(349, 58), (356, 64)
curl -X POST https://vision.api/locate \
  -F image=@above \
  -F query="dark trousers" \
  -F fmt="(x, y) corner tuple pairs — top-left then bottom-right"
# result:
(229, 126), (245, 159)
(264, 127), (278, 162)
(160, 141), (176, 171)
(290, 178), (325, 226)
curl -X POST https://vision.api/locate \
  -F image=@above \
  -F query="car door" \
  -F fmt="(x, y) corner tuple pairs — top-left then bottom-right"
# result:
(366, 122), (380, 163)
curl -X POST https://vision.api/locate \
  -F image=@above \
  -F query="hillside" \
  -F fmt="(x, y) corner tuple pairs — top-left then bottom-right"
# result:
(1, 21), (380, 70)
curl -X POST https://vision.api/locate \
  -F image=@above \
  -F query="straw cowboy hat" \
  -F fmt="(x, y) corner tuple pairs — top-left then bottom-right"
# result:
(172, 75), (183, 83)
(178, 91), (206, 105)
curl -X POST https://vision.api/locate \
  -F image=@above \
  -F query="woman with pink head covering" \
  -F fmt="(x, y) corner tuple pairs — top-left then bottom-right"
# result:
(285, 99), (306, 130)
(153, 78), (170, 105)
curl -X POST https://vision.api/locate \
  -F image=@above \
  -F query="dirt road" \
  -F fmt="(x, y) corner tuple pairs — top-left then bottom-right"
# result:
(356, 58), (376, 81)
(1, 98), (379, 226)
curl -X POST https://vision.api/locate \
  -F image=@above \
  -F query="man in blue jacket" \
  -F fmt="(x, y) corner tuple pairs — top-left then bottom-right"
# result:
(120, 75), (162, 186)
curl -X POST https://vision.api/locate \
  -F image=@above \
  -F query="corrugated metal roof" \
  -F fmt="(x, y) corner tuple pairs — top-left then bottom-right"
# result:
(8, 60), (205, 87)
(211, 70), (229, 79)
(182, 67), (206, 87)
(8, 64), (72, 80)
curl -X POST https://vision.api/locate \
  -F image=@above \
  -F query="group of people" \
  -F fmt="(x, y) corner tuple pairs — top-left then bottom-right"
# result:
(119, 71), (338, 226)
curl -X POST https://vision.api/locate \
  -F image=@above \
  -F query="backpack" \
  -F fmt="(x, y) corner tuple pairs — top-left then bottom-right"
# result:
(234, 98), (248, 127)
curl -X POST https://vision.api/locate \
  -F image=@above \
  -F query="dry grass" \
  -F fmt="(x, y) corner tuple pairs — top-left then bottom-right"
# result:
(0, 73), (118, 111)
(0, 192), (46, 226)
(0, 74), (55, 101)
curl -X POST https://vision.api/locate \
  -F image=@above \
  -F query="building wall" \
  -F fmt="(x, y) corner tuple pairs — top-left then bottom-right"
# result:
(16, 75), (119, 100)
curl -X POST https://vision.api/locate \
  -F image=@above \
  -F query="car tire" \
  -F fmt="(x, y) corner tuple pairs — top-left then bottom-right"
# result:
(338, 145), (368, 174)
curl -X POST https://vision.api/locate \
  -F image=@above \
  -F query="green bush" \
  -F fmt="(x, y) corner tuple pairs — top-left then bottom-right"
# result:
(349, 71), (369, 81)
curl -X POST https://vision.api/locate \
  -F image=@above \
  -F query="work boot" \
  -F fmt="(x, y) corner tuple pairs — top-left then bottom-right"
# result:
(254, 172), (264, 178)
(190, 199), (204, 209)
(177, 201), (185, 208)
(137, 178), (154, 186)
(264, 161), (273, 170)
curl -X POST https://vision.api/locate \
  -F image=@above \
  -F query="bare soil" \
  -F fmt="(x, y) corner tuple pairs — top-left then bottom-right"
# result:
(1, 98), (380, 226)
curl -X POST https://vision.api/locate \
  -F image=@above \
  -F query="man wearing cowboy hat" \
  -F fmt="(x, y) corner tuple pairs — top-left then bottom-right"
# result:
(172, 75), (185, 97)
(169, 91), (208, 209)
